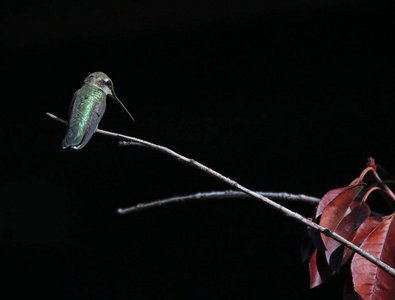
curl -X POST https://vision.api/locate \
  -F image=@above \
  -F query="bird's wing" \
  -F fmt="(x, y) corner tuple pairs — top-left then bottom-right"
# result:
(76, 95), (106, 149)
(62, 86), (106, 149)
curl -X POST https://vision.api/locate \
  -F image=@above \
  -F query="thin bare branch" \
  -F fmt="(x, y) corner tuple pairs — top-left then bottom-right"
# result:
(117, 190), (320, 214)
(46, 112), (395, 278)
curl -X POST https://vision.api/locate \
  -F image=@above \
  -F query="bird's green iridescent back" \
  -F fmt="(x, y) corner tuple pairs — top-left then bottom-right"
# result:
(62, 84), (106, 149)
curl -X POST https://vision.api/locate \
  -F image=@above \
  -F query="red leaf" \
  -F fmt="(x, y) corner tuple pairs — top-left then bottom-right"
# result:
(301, 228), (315, 263)
(310, 216), (326, 251)
(319, 184), (364, 248)
(342, 216), (383, 265)
(325, 201), (370, 271)
(315, 186), (354, 219)
(351, 213), (395, 300)
(309, 249), (334, 288)
(343, 274), (363, 300)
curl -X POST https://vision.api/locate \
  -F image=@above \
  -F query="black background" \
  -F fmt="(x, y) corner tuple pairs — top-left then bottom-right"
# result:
(2, 1), (395, 298)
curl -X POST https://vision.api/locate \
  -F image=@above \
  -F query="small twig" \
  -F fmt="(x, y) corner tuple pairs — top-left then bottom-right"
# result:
(117, 190), (320, 214)
(118, 190), (387, 216)
(46, 112), (395, 278)
(374, 172), (395, 204)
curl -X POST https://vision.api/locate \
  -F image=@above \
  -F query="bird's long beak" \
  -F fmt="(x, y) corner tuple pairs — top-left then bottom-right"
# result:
(110, 90), (135, 123)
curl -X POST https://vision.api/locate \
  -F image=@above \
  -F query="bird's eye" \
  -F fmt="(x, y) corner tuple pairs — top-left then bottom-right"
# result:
(105, 80), (112, 87)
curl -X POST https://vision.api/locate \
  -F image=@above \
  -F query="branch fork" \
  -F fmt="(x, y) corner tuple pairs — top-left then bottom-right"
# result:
(46, 112), (395, 278)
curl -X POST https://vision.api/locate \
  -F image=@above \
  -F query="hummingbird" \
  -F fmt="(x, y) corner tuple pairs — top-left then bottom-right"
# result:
(62, 71), (135, 150)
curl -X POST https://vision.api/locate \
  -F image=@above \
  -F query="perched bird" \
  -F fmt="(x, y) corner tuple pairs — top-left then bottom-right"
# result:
(62, 71), (134, 149)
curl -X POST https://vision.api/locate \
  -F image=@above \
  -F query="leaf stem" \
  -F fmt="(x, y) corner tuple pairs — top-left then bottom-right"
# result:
(374, 171), (395, 203)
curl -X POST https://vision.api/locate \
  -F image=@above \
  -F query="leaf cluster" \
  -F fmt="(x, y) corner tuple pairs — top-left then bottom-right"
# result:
(302, 158), (395, 299)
